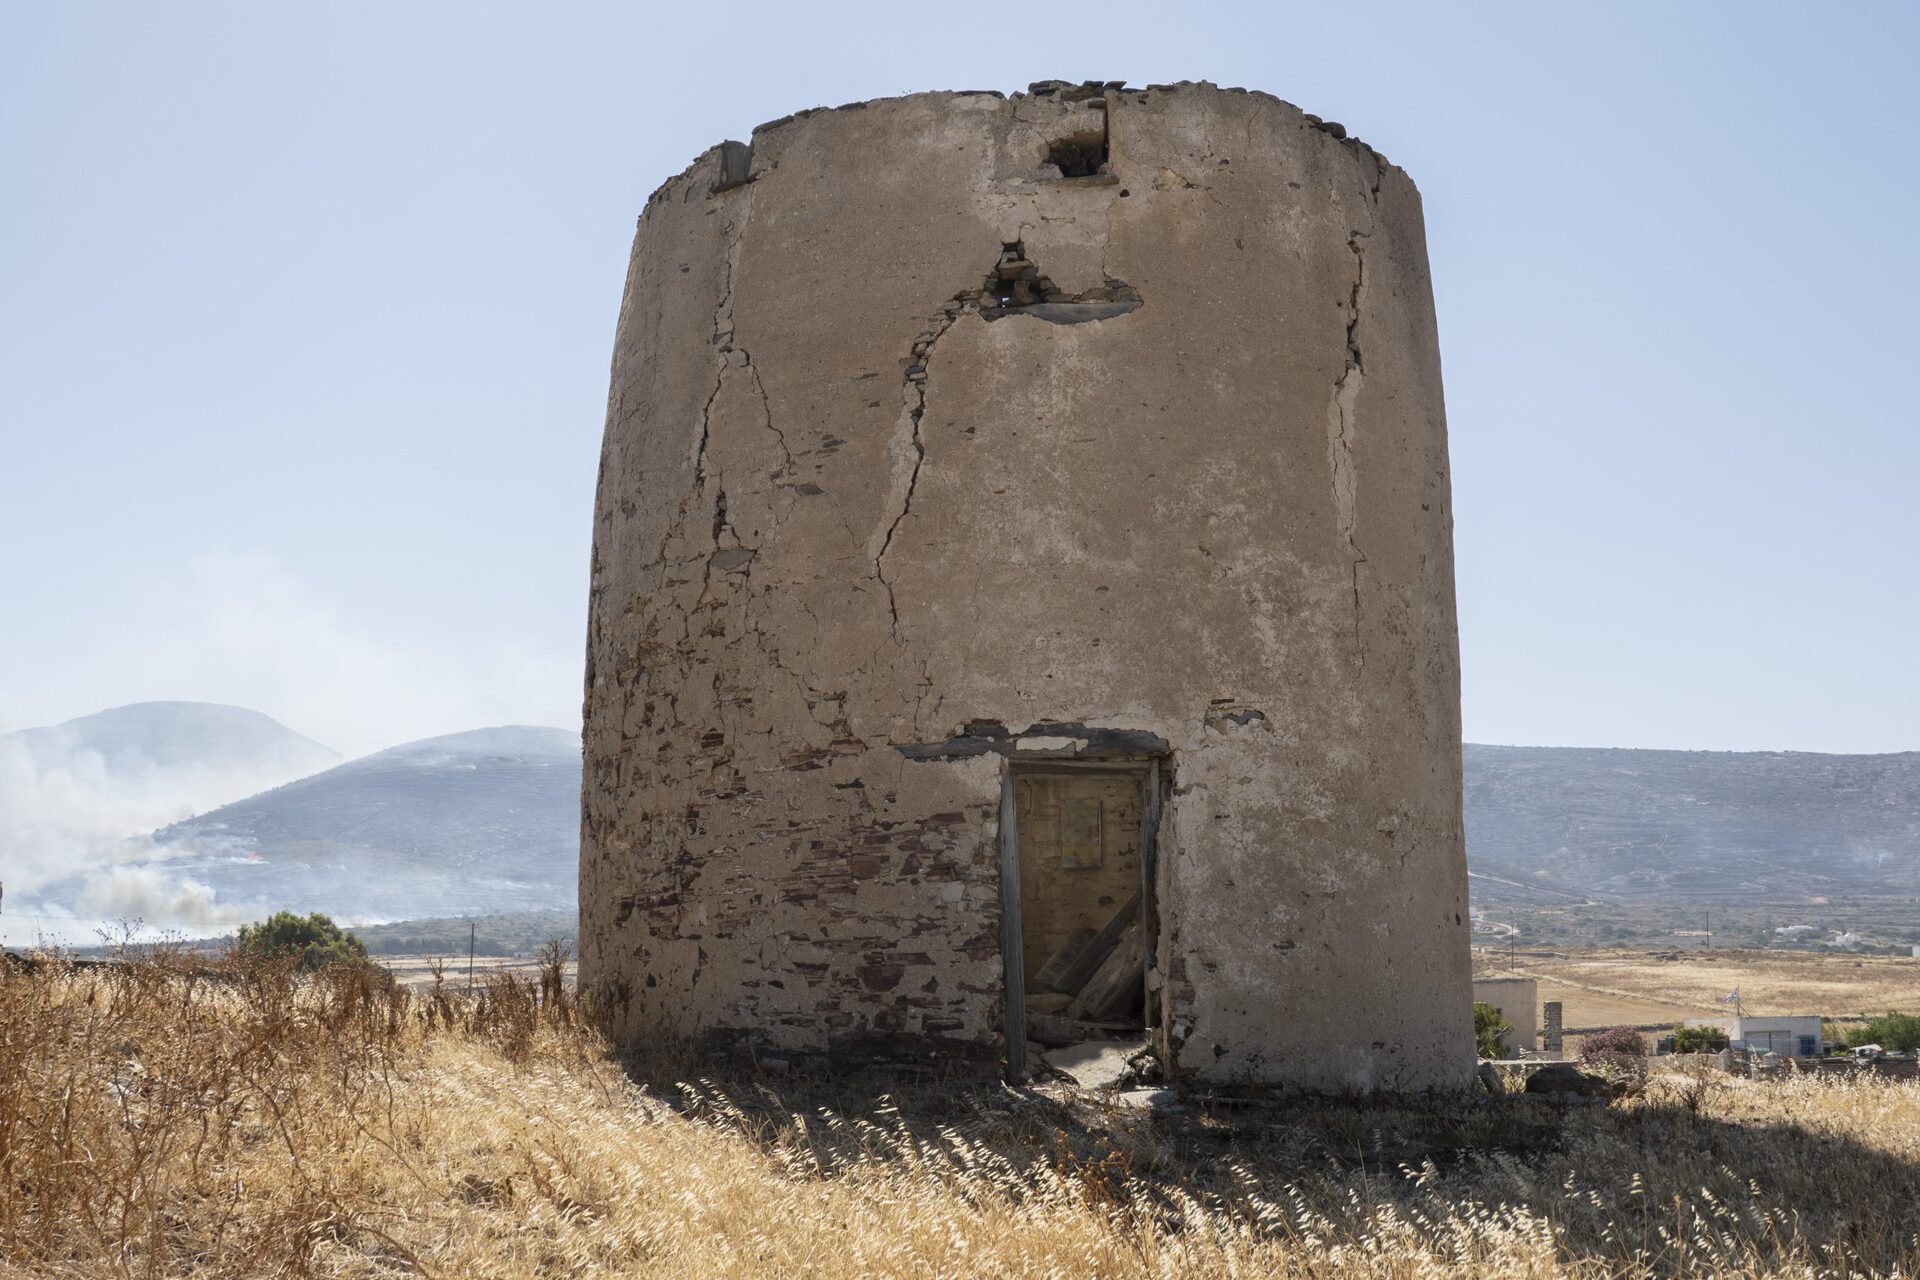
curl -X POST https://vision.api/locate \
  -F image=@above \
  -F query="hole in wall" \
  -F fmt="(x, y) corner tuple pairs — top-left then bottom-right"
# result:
(1045, 128), (1108, 178)
(989, 242), (1061, 310)
(979, 241), (1141, 324)
(902, 246), (1142, 361)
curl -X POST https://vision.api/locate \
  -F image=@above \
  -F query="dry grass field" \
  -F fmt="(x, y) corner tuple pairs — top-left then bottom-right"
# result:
(378, 955), (559, 993)
(6, 948), (1920, 1278)
(1475, 946), (1920, 1032)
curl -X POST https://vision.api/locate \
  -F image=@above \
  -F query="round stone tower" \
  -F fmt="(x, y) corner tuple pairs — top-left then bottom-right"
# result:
(581, 81), (1472, 1091)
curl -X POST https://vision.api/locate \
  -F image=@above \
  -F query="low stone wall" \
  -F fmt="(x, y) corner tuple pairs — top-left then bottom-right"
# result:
(1751, 1054), (1919, 1080)
(1652, 1051), (1732, 1073)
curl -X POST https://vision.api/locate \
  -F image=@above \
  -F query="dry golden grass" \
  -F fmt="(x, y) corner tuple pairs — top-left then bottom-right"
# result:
(1477, 946), (1920, 1028)
(379, 955), (563, 993)
(5, 947), (1920, 1277)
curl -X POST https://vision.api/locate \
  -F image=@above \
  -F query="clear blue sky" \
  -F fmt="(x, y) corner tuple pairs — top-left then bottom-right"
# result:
(2, 2), (1915, 757)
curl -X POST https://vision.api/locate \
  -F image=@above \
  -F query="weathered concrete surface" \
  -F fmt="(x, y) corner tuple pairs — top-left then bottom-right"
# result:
(1044, 1039), (1147, 1089)
(581, 81), (1473, 1091)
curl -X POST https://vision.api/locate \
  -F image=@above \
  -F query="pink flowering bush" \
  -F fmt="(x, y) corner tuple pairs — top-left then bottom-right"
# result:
(1579, 1026), (1650, 1077)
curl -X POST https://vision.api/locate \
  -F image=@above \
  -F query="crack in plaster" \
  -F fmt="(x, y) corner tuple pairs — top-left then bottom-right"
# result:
(691, 215), (747, 502)
(874, 308), (953, 641)
(1322, 142), (1388, 670)
(1329, 223), (1370, 666)
(875, 243), (1142, 644)
(747, 360), (795, 484)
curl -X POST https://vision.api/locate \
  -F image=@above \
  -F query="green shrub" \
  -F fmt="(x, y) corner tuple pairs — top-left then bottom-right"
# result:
(1672, 1024), (1730, 1054)
(1844, 1012), (1920, 1052)
(236, 911), (372, 972)
(1473, 1001), (1512, 1058)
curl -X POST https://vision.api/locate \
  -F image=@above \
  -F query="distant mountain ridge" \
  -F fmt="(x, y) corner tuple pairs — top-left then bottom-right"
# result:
(138, 725), (580, 921)
(157, 736), (1913, 921)
(1464, 744), (1920, 904)
(5, 701), (340, 782)
(14, 701), (1916, 934)
(1, 703), (346, 911)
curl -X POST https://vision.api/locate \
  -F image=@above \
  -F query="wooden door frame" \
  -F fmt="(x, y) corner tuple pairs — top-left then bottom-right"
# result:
(1000, 757), (1163, 1081)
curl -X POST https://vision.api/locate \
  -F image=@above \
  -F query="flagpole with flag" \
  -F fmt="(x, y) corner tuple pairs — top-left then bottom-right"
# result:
(1721, 986), (1743, 1019)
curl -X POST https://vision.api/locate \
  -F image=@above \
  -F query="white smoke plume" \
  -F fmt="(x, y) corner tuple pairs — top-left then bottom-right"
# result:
(81, 865), (262, 933)
(0, 738), (295, 888)
(0, 735), (301, 945)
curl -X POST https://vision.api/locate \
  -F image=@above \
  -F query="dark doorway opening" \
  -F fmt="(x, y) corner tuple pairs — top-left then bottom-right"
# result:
(999, 759), (1161, 1081)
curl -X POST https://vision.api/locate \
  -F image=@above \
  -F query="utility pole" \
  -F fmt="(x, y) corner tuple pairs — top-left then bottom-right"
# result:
(1705, 908), (1711, 950)
(467, 921), (476, 995)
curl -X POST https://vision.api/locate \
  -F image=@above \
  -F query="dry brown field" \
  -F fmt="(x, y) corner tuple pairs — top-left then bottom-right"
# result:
(1476, 945), (1920, 1032)
(379, 954), (559, 992)
(7, 948), (1920, 1276)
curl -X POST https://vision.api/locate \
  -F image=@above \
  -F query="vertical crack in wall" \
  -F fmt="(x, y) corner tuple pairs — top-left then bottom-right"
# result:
(1328, 226), (1369, 665)
(875, 243), (1141, 644)
(666, 179), (757, 651)
(679, 175), (844, 740)
(874, 306), (957, 642)
(747, 361), (793, 483)
(691, 220), (744, 502)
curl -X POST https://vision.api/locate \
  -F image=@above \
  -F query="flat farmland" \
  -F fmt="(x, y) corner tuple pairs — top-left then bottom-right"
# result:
(1475, 946), (1920, 1031)
(380, 954), (566, 991)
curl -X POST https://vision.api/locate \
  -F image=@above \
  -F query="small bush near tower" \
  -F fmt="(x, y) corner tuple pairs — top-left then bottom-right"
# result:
(236, 910), (372, 971)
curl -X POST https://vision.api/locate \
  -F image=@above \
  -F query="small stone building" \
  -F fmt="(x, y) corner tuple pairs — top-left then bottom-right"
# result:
(1471, 977), (1540, 1056)
(580, 82), (1472, 1091)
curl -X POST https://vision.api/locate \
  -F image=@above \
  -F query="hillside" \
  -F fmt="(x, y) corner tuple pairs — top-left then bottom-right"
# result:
(1464, 744), (1920, 904)
(0, 702), (344, 908)
(64, 726), (581, 925)
(4, 701), (339, 782)
(21, 727), (1920, 936)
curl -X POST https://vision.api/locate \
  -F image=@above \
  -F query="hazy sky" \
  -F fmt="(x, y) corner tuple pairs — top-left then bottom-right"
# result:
(3, 2), (1916, 757)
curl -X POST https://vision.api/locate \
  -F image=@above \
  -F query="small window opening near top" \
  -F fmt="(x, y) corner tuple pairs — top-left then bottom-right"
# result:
(1046, 129), (1108, 179)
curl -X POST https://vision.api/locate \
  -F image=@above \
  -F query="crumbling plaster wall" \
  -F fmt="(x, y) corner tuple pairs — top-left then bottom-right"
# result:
(582, 81), (1473, 1091)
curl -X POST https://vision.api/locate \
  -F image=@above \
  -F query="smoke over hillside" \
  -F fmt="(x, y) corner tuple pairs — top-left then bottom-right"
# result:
(0, 703), (341, 937)
(13, 724), (579, 941)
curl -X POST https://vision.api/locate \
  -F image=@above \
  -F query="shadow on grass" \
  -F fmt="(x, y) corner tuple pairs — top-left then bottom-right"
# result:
(615, 1051), (1920, 1273)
